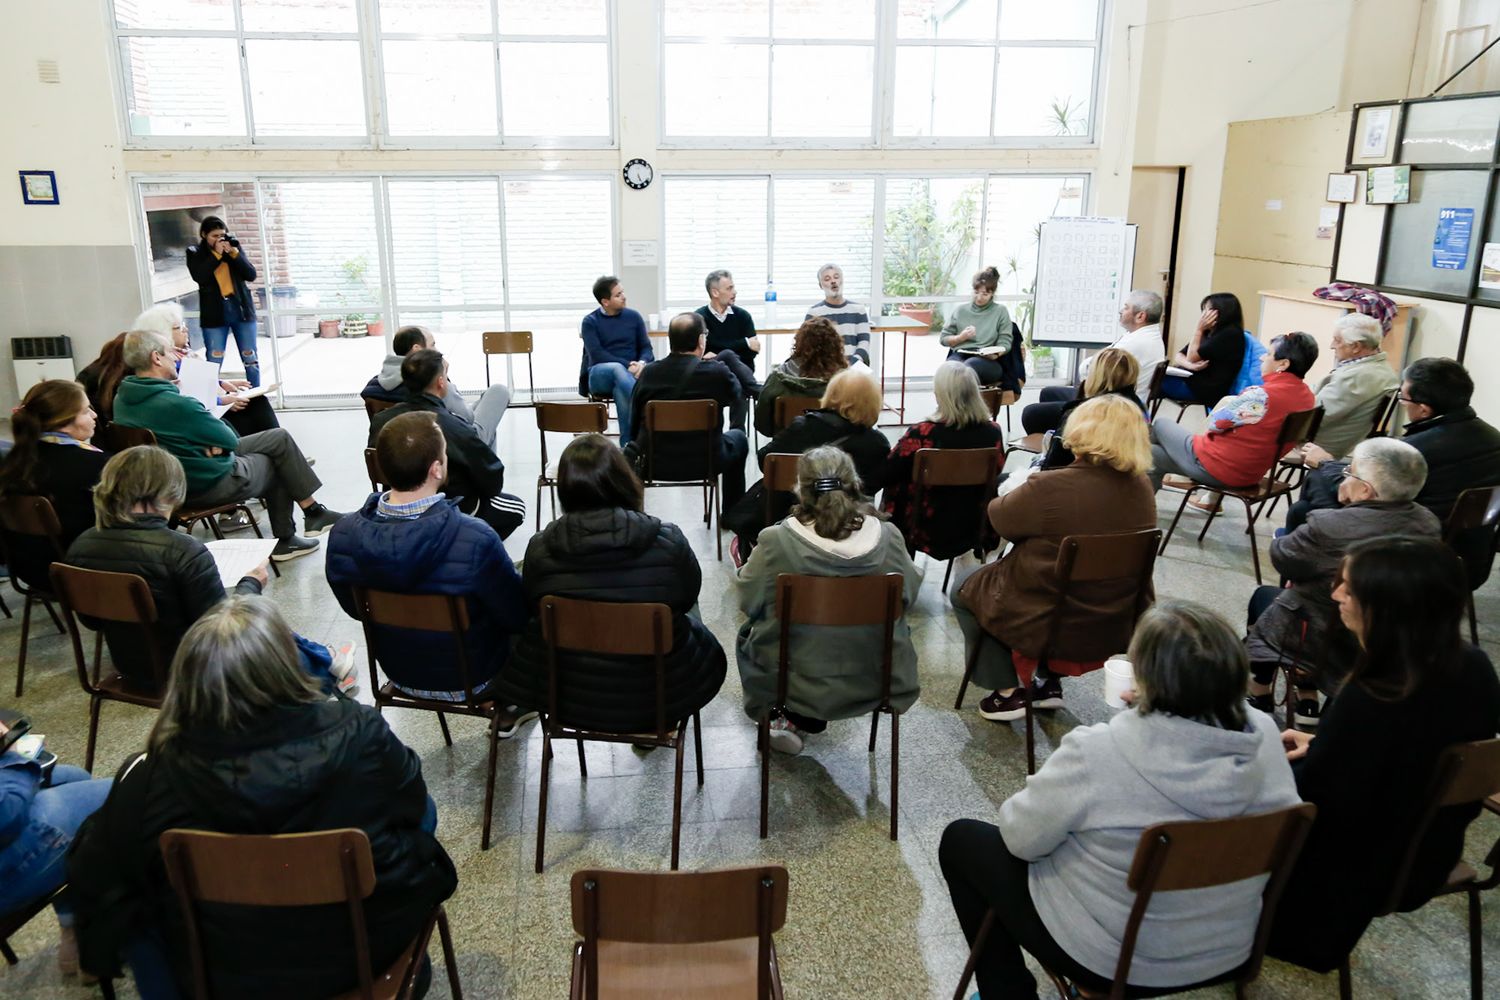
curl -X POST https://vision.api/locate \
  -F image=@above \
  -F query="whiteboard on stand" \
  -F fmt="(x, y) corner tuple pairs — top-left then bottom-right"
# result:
(1031, 218), (1138, 348)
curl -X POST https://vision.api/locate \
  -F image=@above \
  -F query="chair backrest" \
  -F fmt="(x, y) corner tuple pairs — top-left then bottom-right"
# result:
(482, 330), (533, 356)
(1040, 529), (1162, 660)
(160, 828), (390, 1000)
(537, 401), (609, 435)
(773, 394), (823, 432)
(1445, 486), (1500, 591)
(1111, 803), (1316, 993)
(0, 495), (64, 551)
(1369, 387), (1402, 438)
(911, 447), (999, 488)
(49, 562), (170, 690)
(363, 448), (387, 494)
(643, 399), (718, 483)
(363, 397), (398, 423)
(350, 587), (484, 705)
(1277, 406), (1323, 449)
(100, 423), (156, 452)
(774, 573), (904, 709)
(761, 453), (801, 526)
(1380, 738), (1500, 917)
(1145, 360), (1169, 404)
(571, 866), (789, 1000)
(540, 595), (672, 736)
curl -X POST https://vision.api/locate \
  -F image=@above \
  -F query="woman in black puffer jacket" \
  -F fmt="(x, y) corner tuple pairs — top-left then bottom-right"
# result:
(498, 434), (726, 733)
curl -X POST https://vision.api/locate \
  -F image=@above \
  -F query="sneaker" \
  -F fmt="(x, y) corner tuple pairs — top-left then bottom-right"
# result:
(217, 509), (255, 533)
(493, 705), (540, 739)
(1186, 491), (1223, 514)
(1273, 527), (1288, 539)
(270, 535), (320, 562)
(1031, 674), (1065, 711)
(1246, 692), (1276, 715)
(301, 503), (344, 537)
(329, 641), (359, 696)
(1294, 696), (1322, 728)
(978, 688), (1028, 722)
(767, 716), (804, 755)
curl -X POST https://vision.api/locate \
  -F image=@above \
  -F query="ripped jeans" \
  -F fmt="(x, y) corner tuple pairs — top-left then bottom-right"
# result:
(201, 296), (261, 388)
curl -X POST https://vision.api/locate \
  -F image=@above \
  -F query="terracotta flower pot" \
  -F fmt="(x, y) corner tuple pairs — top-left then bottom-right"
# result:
(366, 320), (384, 340)
(898, 306), (935, 327)
(318, 319), (341, 339)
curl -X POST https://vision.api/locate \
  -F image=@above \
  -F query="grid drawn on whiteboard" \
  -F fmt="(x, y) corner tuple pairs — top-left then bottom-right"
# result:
(1032, 218), (1137, 348)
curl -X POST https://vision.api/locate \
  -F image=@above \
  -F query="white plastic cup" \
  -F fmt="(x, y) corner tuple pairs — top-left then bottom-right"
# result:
(1103, 657), (1135, 709)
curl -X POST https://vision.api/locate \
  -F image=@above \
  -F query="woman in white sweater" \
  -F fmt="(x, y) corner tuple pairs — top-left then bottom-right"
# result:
(939, 601), (1300, 997)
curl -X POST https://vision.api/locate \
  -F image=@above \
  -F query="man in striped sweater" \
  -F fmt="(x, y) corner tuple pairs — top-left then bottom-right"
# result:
(805, 263), (871, 367)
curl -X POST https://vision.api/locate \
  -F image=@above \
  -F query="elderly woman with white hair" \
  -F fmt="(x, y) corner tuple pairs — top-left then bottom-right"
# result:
(1245, 436), (1440, 726)
(1293, 312), (1399, 469)
(129, 302), (282, 437)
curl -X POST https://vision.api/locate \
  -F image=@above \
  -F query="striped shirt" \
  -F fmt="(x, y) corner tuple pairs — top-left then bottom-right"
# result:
(805, 299), (871, 366)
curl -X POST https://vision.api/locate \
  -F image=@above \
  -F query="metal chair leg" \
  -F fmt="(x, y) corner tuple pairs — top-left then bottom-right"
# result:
(759, 714), (771, 839)
(1471, 592), (1480, 646)
(868, 708), (879, 752)
(1244, 499), (1264, 585)
(1024, 684), (1037, 775)
(1470, 887), (1483, 1000)
(15, 594), (32, 698)
(693, 712), (705, 787)
(535, 732), (553, 873)
(481, 710), (501, 851)
(1158, 486), (1194, 557)
(954, 636), (982, 710)
(671, 731), (686, 870)
(889, 709), (900, 842)
(942, 559), (954, 594)
(952, 909), (996, 1000)
(436, 712), (453, 747)
(576, 738), (587, 777)
(437, 908), (464, 1000)
(1338, 959), (1353, 1000)
(42, 597), (64, 634)
(85, 696), (103, 773)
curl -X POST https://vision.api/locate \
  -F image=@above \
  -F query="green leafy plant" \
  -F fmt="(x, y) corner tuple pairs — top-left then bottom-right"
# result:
(337, 255), (372, 326)
(882, 181), (981, 328)
(1048, 96), (1087, 136)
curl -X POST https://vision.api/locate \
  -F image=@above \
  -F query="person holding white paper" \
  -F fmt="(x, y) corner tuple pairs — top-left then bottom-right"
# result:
(939, 266), (1014, 387)
(131, 303), (281, 437)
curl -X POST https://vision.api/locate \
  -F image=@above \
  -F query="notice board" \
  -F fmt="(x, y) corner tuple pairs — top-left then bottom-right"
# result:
(1032, 217), (1138, 348)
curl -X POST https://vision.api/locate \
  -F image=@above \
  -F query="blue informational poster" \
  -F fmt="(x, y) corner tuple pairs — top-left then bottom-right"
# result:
(1433, 207), (1474, 270)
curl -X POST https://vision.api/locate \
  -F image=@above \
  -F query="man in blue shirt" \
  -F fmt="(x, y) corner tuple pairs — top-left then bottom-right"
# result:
(579, 275), (654, 445)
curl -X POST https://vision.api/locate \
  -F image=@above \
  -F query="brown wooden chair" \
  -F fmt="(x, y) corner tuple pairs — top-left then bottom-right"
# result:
(954, 803), (1316, 1000)
(1158, 406), (1323, 585)
(1335, 739), (1500, 999)
(0, 495), (67, 696)
(483, 330), (535, 404)
(1142, 360), (1170, 419)
(49, 563), (172, 771)
(535, 402), (610, 529)
(642, 399), (725, 560)
(363, 397), (399, 423)
(160, 828), (463, 1000)
(537, 596), (703, 872)
(1002, 433), (1048, 462)
(568, 865), (789, 1000)
(364, 447), (388, 495)
(909, 447), (1002, 594)
(1444, 486), (1500, 645)
(760, 453), (801, 529)
(0, 886), (63, 965)
(350, 587), (519, 850)
(979, 386), (1020, 434)
(955, 529), (1161, 774)
(761, 573), (905, 841)
(772, 394), (823, 433)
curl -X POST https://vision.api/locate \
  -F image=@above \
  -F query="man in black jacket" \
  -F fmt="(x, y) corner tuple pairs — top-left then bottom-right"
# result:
(695, 268), (760, 400)
(368, 349), (525, 539)
(629, 312), (750, 509)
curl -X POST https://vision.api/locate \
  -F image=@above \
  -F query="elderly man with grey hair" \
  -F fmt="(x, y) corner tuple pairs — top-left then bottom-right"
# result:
(695, 268), (761, 399)
(1294, 312), (1400, 468)
(1245, 436), (1439, 726)
(1022, 289), (1165, 434)
(112, 329), (341, 561)
(805, 263), (871, 366)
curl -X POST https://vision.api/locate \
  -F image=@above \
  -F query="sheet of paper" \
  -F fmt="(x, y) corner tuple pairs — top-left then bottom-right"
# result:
(177, 356), (231, 419)
(235, 382), (279, 400)
(1166, 365), (1195, 378)
(204, 538), (277, 589)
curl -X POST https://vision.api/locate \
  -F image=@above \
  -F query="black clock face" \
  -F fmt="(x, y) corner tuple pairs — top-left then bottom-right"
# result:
(623, 158), (653, 190)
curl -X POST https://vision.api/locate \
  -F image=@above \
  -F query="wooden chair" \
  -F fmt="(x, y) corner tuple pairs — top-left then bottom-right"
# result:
(0, 886), (63, 966)
(772, 394), (823, 433)
(642, 399), (725, 560)
(761, 573), (904, 841)
(49, 564), (172, 772)
(363, 397), (399, 423)
(955, 529), (1161, 774)
(980, 386), (1020, 434)
(0, 495), (67, 697)
(1444, 486), (1500, 645)
(568, 866), (789, 1000)
(160, 828), (463, 1000)
(1336, 739), (1500, 999)
(1157, 406), (1323, 585)
(1368, 386), (1403, 438)
(537, 596), (702, 872)
(760, 453), (801, 529)
(364, 447), (388, 495)
(909, 447), (1002, 594)
(483, 330), (535, 405)
(1003, 433), (1048, 463)
(535, 402), (609, 529)
(1142, 360), (1170, 419)
(350, 587), (517, 850)
(954, 803), (1316, 1000)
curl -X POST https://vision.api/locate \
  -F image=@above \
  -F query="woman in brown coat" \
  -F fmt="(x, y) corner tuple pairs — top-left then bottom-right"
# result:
(953, 394), (1157, 720)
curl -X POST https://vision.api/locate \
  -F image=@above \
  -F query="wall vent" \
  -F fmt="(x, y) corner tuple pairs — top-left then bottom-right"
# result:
(37, 60), (60, 84)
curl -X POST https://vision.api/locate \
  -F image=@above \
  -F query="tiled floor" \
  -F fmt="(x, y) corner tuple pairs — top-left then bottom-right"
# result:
(3, 392), (1497, 999)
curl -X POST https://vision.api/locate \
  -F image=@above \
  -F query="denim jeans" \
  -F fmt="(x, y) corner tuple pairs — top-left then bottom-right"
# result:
(0, 764), (113, 927)
(202, 296), (261, 388)
(588, 362), (638, 445)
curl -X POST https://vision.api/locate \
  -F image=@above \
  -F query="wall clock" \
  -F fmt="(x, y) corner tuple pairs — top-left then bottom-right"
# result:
(623, 158), (654, 190)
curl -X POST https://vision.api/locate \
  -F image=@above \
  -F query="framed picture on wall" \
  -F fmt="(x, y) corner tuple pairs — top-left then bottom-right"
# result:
(1367, 165), (1411, 204)
(18, 170), (58, 205)
(1327, 173), (1359, 203)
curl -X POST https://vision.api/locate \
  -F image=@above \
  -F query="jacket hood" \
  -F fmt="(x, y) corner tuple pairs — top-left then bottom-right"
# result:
(1108, 709), (1280, 818)
(116, 376), (180, 405)
(773, 364), (832, 389)
(377, 352), (403, 391)
(335, 494), (468, 590)
(766, 517), (899, 575)
(539, 508), (663, 564)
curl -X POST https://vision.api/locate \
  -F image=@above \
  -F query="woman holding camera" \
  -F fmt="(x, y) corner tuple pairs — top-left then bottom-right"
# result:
(186, 215), (261, 388)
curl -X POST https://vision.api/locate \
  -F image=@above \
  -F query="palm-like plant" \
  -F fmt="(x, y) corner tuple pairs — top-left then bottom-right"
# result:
(1047, 96), (1087, 136)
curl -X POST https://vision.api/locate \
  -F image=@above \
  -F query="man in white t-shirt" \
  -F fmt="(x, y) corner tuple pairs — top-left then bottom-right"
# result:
(1020, 289), (1167, 434)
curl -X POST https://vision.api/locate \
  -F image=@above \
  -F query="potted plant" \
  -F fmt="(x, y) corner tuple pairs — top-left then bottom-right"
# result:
(335, 255), (375, 338)
(1029, 344), (1055, 379)
(366, 318), (385, 339)
(341, 312), (368, 338)
(882, 181), (980, 332)
(317, 318), (341, 339)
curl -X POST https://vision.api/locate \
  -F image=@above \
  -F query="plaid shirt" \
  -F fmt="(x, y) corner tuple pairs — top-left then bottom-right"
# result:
(375, 491), (446, 520)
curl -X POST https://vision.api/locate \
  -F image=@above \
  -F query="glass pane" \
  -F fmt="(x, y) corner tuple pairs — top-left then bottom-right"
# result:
(504, 308), (601, 390)
(500, 42), (610, 136)
(983, 176), (1086, 304)
(391, 310), (507, 392)
(499, 0), (607, 34)
(383, 41), (497, 136)
(663, 43), (769, 137)
(898, 0), (997, 39)
(140, 181), (262, 310)
(114, 0), (233, 30)
(664, 0), (770, 37)
(387, 180), (503, 308)
(774, 0), (875, 40)
(998, 0), (1098, 39)
(241, 0), (357, 33)
(883, 178), (983, 301)
(663, 178), (769, 311)
(245, 40), (365, 137)
(994, 46), (1093, 136)
(1383, 170), (1488, 296)
(770, 45), (872, 138)
(379, 0), (490, 34)
(1400, 97), (1500, 164)
(893, 46), (994, 137)
(772, 178), (875, 305)
(502, 179), (614, 305)
(121, 37), (247, 137)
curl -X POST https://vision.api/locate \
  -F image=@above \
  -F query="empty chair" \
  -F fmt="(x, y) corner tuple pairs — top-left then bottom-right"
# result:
(483, 329), (536, 401)
(1444, 485), (1500, 644)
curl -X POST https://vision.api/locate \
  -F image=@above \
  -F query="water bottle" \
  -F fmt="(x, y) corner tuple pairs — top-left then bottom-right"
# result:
(764, 279), (778, 326)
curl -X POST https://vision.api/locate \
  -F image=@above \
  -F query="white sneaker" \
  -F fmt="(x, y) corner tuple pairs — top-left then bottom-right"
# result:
(767, 716), (804, 756)
(329, 641), (359, 696)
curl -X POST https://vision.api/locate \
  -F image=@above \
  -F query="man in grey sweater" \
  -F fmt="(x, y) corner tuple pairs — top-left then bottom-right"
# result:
(360, 325), (511, 448)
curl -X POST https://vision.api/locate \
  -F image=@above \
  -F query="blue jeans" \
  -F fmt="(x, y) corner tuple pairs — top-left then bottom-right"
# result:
(588, 362), (638, 445)
(1158, 373), (1199, 402)
(202, 296), (261, 388)
(0, 765), (113, 927)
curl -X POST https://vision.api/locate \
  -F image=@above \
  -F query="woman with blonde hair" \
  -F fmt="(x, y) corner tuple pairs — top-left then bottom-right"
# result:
(881, 361), (1003, 560)
(953, 394), (1157, 720)
(754, 316), (849, 437)
(736, 447), (921, 754)
(1020, 348), (1146, 437)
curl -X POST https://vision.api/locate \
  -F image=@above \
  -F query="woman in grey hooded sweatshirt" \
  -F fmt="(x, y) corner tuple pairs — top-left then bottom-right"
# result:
(940, 602), (1301, 997)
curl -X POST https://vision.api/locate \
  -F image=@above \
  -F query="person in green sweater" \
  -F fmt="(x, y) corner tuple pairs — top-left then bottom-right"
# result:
(939, 266), (1013, 387)
(112, 329), (342, 562)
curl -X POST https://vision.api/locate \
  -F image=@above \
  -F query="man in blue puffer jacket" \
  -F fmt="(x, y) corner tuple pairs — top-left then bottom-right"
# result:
(326, 411), (534, 735)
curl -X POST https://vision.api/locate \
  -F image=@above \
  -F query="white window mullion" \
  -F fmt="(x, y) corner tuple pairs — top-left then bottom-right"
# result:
(492, 0), (506, 140)
(232, 0), (256, 142)
(250, 179), (285, 406)
(496, 175), (514, 331)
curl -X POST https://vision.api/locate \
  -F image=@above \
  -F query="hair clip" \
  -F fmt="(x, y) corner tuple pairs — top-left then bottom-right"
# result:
(811, 477), (843, 494)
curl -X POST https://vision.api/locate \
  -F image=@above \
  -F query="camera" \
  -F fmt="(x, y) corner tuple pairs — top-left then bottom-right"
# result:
(224, 235), (240, 248)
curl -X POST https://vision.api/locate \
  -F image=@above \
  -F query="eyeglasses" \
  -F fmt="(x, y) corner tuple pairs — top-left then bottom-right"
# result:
(1398, 395), (1419, 404)
(1341, 467), (1369, 485)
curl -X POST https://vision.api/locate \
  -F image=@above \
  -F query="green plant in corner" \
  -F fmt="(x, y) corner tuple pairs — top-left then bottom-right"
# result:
(336, 255), (373, 336)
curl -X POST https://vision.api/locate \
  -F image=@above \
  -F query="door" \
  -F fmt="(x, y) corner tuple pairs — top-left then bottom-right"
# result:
(1127, 166), (1184, 351)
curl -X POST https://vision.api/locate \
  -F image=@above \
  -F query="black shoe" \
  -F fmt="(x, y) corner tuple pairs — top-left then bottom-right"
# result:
(301, 503), (344, 537)
(1031, 674), (1064, 710)
(978, 689), (1028, 722)
(1294, 697), (1321, 728)
(271, 536), (320, 562)
(1247, 692), (1276, 715)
